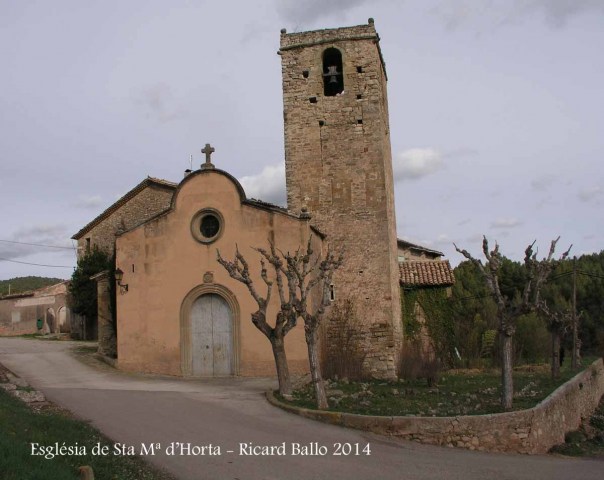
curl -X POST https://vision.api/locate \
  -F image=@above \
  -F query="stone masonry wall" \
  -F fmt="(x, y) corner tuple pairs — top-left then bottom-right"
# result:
(75, 184), (174, 256)
(280, 21), (401, 379)
(388, 359), (604, 453)
(270, 359), (604, 454)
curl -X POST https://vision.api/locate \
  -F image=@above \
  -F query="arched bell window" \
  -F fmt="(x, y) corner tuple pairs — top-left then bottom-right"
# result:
(323, 48), (344, 96)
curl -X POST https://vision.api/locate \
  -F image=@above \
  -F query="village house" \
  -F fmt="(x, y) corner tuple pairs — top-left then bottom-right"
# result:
(0, 281), (70, 336)
(72, 20), (454, 379)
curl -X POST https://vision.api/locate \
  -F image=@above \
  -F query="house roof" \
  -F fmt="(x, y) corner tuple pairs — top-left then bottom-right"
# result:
(397, 238), (444, 257)
(0, 281), (69, 300)
(72, 176), (177, 240)
(399, 260), (455, 287)
(0, 291), (34, 300)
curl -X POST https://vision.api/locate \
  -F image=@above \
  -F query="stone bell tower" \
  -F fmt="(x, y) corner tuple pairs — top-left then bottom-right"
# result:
(279, 19), (401, 379)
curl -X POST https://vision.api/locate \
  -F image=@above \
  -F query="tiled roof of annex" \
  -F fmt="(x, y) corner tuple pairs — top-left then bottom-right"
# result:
(399, 260), (455, 287)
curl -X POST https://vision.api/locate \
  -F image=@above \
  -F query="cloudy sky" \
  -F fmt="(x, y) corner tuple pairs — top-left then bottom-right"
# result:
(1, 0), (603, 280)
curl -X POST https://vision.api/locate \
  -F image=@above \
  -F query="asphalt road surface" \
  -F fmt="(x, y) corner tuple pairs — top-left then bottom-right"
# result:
(0, 337), (602, 480)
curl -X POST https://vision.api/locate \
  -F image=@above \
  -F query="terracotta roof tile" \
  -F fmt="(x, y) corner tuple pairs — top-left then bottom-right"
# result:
(399, 260), (455, 287)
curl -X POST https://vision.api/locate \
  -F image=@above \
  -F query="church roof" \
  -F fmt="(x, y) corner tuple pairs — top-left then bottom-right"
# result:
(72, 176), (177, 239)
(245, 198), (288, 213)
(397, 238), (444, 257)
(399, 260), (455, 287)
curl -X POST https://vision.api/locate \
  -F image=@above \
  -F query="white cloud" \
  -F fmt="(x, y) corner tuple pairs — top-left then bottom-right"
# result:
(393, 148), (444, 181)
(240, 163), (287, 206)
(465, 233), (485, 243)
(13, 224), (68, 240)
(531, 174), (556, 192)
(490, 218), (522, 229)
(1, 225), (72, 260)
(74, 195), (103, 209)
(134, 83), (187, 123)
(538, 0), (604, 28)
(578, 186), (603, 202)
(434, 233), (453, 246)
(276, 0), (374, 25)
(433, 0), (604, 31)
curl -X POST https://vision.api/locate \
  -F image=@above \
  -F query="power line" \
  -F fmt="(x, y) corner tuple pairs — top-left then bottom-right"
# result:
(578, 271), (604, 280)
(0, 239), (75, 250)
(0, 257), (74, 268)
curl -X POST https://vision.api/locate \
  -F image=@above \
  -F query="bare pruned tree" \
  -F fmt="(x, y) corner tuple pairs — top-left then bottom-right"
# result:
(535, 300), (572, 379)
(217, 237), (342, 409)
(277, 238), (343, 409)
(217, 244), (296, 396)
(455, 236), (570, 409)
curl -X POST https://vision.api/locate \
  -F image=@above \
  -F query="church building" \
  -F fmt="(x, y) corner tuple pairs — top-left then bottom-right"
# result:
(73, 20), (454, 379)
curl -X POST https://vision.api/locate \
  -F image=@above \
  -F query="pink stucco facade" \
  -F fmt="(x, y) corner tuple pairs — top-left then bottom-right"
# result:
(115, 168), (322, 377)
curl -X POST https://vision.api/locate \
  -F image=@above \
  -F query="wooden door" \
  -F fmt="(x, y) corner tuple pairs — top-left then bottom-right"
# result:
(190, 294), (233, 376)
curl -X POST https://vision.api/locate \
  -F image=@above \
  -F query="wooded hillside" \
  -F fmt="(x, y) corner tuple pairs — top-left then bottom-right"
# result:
(0, 276), (65, 297)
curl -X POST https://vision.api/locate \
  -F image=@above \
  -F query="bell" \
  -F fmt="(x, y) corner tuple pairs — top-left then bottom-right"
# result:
(325, 65), (340, 83)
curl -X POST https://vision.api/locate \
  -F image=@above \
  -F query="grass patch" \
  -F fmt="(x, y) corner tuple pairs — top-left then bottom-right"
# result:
(284, 361), (596, 417)
(0, 387), (175, 480)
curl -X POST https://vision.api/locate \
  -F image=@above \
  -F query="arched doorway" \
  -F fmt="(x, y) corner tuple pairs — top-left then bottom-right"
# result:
(190, 293), (234, 376)
(58, 306), (70, 333)
(46, 308), (56, 334)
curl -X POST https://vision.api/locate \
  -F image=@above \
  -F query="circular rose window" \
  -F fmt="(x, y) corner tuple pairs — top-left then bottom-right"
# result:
(191, 209), (224, 244)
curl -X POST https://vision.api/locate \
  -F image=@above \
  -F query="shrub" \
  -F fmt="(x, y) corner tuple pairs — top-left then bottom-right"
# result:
(514, 313), (550, 364)
(69, 248), (115, 322)
(399, 341), (441, 387)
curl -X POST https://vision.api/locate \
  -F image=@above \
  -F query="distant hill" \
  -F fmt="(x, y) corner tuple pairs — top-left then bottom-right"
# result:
(0, 276), (66, 297)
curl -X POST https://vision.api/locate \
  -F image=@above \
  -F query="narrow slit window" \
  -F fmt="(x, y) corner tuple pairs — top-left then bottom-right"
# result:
(322, 48), (344, 96)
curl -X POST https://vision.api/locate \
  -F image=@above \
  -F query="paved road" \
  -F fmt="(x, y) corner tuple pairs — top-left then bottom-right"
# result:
(0, 338), (602, 480)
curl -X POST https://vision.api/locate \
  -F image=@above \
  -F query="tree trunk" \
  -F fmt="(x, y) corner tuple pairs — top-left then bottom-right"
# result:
(270, 336), (292, 396)
(501, 332), (514, 410)
(306, 330), (328, 410)
(571, 258), (578, 370)
(551, 329), (561, 379)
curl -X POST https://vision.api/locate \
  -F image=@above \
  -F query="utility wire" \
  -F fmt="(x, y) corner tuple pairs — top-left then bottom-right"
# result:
(0, 257), (74, 268)
(0, 239), (75, 250)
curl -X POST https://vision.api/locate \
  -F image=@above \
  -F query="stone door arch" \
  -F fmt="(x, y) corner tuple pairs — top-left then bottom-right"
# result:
(180, 284), (240, 376)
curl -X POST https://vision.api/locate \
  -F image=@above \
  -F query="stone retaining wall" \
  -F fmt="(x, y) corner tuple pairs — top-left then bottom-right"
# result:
(268, 358), (604, 454)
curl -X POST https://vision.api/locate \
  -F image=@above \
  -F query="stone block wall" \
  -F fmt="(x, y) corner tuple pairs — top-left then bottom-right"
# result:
(280, 21), (401, 379)
(74, 181), (175, 256)
(269, 359), (604, 454)
(387, 359), (604, 453)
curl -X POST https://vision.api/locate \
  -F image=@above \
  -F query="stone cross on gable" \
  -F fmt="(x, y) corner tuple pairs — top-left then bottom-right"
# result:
(201, 143), (215, 169)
